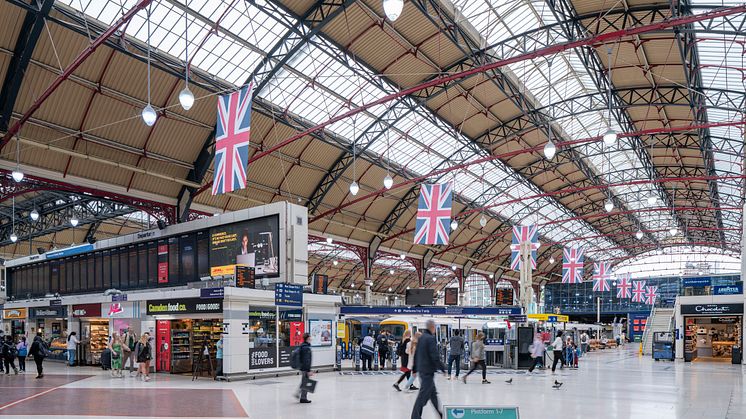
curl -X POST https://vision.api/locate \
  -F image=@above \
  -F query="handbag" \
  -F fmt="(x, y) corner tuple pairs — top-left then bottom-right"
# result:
(112, 350), (120, 360)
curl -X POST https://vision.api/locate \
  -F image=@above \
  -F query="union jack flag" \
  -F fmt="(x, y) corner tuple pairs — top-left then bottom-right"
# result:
(212, 84), (253, 196)
(645, 285), (658, 305)
(631, 280), (647, 303)
(510, 224), (539, 271)
(592, 262), (611, 292)
(616, 274), (632, 299)
(413, 183), (453, 245)
(561, 247), (584, 284)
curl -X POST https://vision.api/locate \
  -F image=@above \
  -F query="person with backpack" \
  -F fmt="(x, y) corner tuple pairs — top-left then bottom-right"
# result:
(393, 330), (412, 391)
(360, 333), (375, 371)
(16, 336), (28, 373)
(66, 331), (80, 367)
(2, 335), (19, 374)
(292, 333), (313, 403)
(447, 330), (464, 380)
(135, 333), (153, 382)
(29, 334), (48, 379)
(376, 331), (390, 369)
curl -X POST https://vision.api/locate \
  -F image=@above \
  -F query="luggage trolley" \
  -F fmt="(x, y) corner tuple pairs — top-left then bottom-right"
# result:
(652, 332), (674, 361)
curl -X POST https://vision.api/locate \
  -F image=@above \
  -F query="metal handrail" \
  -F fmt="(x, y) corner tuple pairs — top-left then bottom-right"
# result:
(641, 305), (656, 355)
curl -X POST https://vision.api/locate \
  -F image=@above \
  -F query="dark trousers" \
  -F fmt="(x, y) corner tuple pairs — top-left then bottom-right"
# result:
(411, 373), (440, 419)
(17, 355), (26, 372)
(299, 371), (311, 400)
(4, 357), (17, 373)
(464, 359), (486, 380)
(551, 350), (564, 372)
(361, 353), (372, 371)
(216, 359), (223, 377)
(447, 354), (461, 376)
(34, 356), (44, 376)
(396, 369), (411, 384)
(528, 356), (542, 372)
(379, 351), (388, 368)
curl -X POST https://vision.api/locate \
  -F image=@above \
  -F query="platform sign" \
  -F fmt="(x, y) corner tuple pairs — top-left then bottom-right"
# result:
(275, 283), (303, 307)
(443, 406), (519, 419)
(236, 265), (255, 288)
(495, 288), (514, 306)
(528, 313), (568, 323)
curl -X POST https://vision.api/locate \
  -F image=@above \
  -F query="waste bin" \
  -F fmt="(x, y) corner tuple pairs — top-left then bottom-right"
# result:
(732, 346), (741, 364)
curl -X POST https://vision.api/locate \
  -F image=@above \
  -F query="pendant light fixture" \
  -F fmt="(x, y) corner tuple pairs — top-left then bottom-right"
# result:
(349, 180), (359, 196)
(10, 196), (17, 243)
(12, 136), (23, 182)
(383, 174), (393, 189)
(332, 260), (338, 266)
(382, 0), (403, 21)
(604, 198), (613, 213)
(142, 4), (157, 126)
(349, 118), (359, 195)
(544, 58), (557, 160)
(326, 237), (333, 245)
(635, 229), (644, 240)
(383, 130), (393, 189)
(70, 216), (79, 227)
(549, 256), (555, 264)
(544, 140), (556, 160)
(479, 214), (487, 228)
(30, 208), (39, 221)
(389, 269), (394, 275)
(450, 219), (458, 231)
(178, 0), (194, 111)
(400, 254), (406, 260)
(602, 46), (616, 147)
(669, 226), (678, 236)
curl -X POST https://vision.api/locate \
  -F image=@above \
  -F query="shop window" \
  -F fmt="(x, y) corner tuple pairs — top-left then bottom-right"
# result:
(249, 307), (277, 348)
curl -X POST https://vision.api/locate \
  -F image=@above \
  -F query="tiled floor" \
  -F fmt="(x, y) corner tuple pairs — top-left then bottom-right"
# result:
(1, 346), (744, 418)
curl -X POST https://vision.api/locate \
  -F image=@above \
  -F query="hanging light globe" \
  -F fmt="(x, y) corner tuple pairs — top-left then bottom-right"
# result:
(11, 170), (24, 182)
(549, 257), (555, 264)
(10, 232), (17, 243)
(388, 287), (393, 292)
(604, 199), (613, 213)
(479, 214), (487, 228)
(326, 237), (333, 245)
(450, 219), (458, 230)
(400, 254), (406, 260)
(142, 103), (157, 126)
(669, 226), (678, 236)
(603, 128), (617, 147)
(349, 181), (359, 196)
(70, 217), (79, 227)
(178, 86), (195, 110)
(389, 269), (394, 275)
(646, 193), (657, 206)
(383, 174), (393, 189)
(635, 229), (644, 240)
(333, 260), (338, 266)
(30, 209), (39, 221)
(382, 0), (404, 21)
(543, 139), (556, 160)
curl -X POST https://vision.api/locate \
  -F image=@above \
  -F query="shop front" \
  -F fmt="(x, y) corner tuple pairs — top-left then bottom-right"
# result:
(29, 306), (68, 361)
(2, 307), (27, 338)
(247, 307), (304, 371)
(72, 303), (108, 365)
(675, 296), (743, 364)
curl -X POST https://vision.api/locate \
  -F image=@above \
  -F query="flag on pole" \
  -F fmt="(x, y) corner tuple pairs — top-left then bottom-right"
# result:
(616, 274), (632, 299)
(510, 224), (539, 271)
(645, 286), (658, 305)
(631, 280), (647, 303)
(413, 183), (453, 245)
(561, 247), (584, 284)
(592, 262), (611, 292)
(212, 84), (253, 196)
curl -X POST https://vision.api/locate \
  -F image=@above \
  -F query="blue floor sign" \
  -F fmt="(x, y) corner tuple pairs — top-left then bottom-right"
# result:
(444, 406), (519, 419)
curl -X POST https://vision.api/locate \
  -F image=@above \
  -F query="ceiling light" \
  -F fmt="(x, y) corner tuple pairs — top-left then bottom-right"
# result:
(549, 257), (555, 264)
(406, 286), (410, 290)
(382, 0), (403, 21)
(400, 254), (406, 260)
(383, 174), (393, 189)
(489, 273), (494, 279)
(351, 283), (355, 288)
(142, 104), (157, 126)
(635, 229), (644, 240)
(450, 219), (458, 230)
(656, 248), (663, 255)
(70, 217), (79, 227)
(349, 181), (359, 196)
(10, 232), (17, 243)
(333, 260), (338, 266)
(389, 269), (394, 275)
(451, 266), (457, 271)
(669, 226), (678, 236)
(543, 139), (556, 160)
(479, 214), (487, 228)
(433, 277), (437, 282)
(604, 199), (613, 213)
(11, 170), (23, 183)
(603, 128), (617, 147)
(30, 209), (39, 221)
(388, 287), (392, 292)
(178, 86), (194, 111)
(646, 193), (657, 206)
(326, 237), (333, 245)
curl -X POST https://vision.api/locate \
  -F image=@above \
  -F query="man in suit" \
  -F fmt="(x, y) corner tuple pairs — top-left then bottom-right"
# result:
(411, 319), (445, 419)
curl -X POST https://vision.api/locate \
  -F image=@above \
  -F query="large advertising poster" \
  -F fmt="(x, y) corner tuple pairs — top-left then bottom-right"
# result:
(209, 215), (280, 278)
(309, 319), (333, 347)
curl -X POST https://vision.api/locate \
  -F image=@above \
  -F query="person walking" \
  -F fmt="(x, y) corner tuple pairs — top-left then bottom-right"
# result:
(66, 331), (80, 367)
(551, 331), (565, 373)
(403, 332), (421, 392)
(462, 332), (489, 384)
(410, 319), (445, 419)
(393, 330), (412, 391)
(580, 332), (590, 354)
(122, 328), (138, 375)
(135, 333), (153, 382)
(360, 333), (375, 371)
(16, 336), (28, 373)
(298, 333), (313, 403)
(2, 335), (19, 374)
(447, 330), (464, 380)
(108, 333), (124, 378)
(29, 334), (48, 379)
(376, 330), (390, 369)
(527, 333), (545, 374)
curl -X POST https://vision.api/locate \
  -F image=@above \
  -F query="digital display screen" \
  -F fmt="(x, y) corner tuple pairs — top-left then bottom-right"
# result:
(495, 288), (514, 306)
(209, 215), (280, 278)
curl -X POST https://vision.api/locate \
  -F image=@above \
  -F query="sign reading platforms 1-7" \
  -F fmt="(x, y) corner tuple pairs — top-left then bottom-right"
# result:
(275, 283), (303, 307)
(444, 406), (519, 419)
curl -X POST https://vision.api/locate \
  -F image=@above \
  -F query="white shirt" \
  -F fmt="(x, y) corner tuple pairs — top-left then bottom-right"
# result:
(551, 337), (563, 350)
(67, 335), (79, 350)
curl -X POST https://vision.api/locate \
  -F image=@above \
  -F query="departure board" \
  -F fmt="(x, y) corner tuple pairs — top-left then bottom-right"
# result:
(444, 288), (459, 305)
(495, 288), (514, 306)
(236, 266), (256, 288)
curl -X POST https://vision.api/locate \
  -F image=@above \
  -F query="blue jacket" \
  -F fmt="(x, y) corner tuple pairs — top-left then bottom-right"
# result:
(299, 342), (312, 372)
(413, 329), (444, 375)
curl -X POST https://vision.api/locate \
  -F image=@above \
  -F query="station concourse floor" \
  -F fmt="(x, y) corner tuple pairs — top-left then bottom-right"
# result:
(1, 345), (744, 419)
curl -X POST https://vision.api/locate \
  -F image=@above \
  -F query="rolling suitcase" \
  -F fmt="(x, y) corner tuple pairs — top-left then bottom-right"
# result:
(101, 348), (112, 370)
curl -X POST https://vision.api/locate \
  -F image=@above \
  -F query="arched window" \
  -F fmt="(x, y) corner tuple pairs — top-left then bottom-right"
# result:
(464, 274), (491, 306)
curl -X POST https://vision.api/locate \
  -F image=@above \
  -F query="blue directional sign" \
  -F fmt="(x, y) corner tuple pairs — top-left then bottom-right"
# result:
(275, 283), (304, 307)
(339, 306), (522, 316)
(444, 406), (519, 419)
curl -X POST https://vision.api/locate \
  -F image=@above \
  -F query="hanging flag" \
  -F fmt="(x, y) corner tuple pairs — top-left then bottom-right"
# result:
(631, 280), (647, 303)
(592, 262), (611, 292)
(413, 183), (453, 245)
(510, 224), (539, 271)
(616, 274), (632, 299)
(212, 84), (253, 196)
(645, 286), (658, 305)
(561, 247), (584, 284)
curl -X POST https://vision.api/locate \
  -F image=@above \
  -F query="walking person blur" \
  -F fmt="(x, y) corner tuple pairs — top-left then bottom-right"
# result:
(66, 331), (80, 366)
(403, 332), (421, 392)
(462, 332), (489, 384)
(108, 333), (125, 378)
(377, 330), (391, 369)
(447, 330), (464, 380)
(298, 333), (314, 403)
(393, 330), (412, 391)
(122, 328), (138, 375)
(580, 332), (590, 354)
(551, 331), (565, 373)
(2, 335), (19, 374)
(410, 320), (445, 419)
(16, 336), (28, 373)
(360, 333), (375, 371)
(135, 333), (153, 381)
(527, 333), (545, 374)
(29, 334), (48, 379)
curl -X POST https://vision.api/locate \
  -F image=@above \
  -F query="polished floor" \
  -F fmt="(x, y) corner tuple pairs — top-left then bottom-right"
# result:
(0, 345), (744, 418)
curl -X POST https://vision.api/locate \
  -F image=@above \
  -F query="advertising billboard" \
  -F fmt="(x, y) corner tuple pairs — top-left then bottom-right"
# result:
(209, 215), (280, 278)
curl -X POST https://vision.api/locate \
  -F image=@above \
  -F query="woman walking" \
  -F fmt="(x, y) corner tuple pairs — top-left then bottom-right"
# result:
(393, 330), (412, 391)
(66, 331), (79, 366)
(29, 334), (47, 379)
(135, 333), (153, 381)
(527, 333), (545, 374)
(16, 336), (28, 373)
(403, 331), (421, 392)
(108, 333), (125, 378)
(462, 332), (489, 384)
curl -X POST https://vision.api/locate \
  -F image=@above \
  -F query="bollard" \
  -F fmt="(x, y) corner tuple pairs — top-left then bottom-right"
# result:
(373, 345), (380, 371)
(354, 344), (361, 371)
(392, 343), (398, 371)
(336, 344), (342, 371)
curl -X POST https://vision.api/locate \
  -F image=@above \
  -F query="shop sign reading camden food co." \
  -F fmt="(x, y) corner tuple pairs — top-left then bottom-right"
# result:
(146, 298), (223, 315)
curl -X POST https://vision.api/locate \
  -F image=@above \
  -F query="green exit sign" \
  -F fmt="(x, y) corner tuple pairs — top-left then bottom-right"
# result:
(443, 406), (519, 419)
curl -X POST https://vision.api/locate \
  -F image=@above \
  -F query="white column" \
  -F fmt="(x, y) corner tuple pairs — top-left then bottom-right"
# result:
(519, 242), (533, 313)
(222, 295), (250, 376)
(741, 201), (746, 363)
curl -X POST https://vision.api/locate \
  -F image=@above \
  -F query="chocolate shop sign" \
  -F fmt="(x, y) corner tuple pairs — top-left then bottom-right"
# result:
(146, 298), (223, 315)
(681, 303), (744, 315)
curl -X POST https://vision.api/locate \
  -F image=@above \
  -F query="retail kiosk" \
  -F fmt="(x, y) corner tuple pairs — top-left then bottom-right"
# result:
(674, 295), (743, 363)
